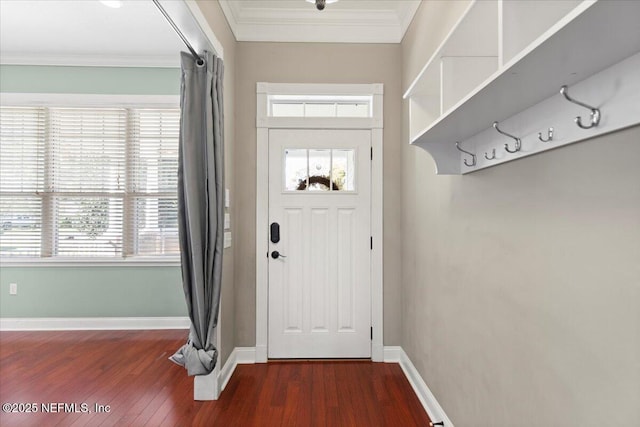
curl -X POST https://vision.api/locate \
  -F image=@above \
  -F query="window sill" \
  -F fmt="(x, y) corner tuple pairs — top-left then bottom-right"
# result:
(0, 257), (181, 268)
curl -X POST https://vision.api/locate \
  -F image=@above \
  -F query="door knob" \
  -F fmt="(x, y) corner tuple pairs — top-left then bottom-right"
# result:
(271, 251), (286, 259)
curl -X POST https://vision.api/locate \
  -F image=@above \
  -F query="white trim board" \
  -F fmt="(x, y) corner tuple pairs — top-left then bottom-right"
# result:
(157, 0), (224, 61)
(0, 258), (180, 268)
(0, 93), (179, 108)
(218, 347), (256, 395)
(255, 82), (384, 363)
(0, 316), (190, 331)
(384, 346), (454, 427)
(183, 0), (224, 60)
(198, 347), (256, 401)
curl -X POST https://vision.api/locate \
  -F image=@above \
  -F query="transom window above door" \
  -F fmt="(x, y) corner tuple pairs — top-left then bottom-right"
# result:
(269, 95), (372, 118)
(284, 148), (356, 192)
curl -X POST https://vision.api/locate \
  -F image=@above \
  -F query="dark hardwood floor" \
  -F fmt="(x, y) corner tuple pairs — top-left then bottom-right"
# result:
(0, 330), (431, 426)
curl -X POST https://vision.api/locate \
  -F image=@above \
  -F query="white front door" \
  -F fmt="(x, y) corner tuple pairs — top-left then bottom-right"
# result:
(268, 129), (371, 358)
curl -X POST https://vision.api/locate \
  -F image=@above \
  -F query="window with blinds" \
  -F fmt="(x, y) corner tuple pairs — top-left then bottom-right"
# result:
(129, 109), (180, 256)
(0, 106), (180, 259)
(0, 107), (45, 257)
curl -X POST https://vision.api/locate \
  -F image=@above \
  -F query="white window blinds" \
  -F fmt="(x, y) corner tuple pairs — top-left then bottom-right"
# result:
(50, 108), (127, 257)
(129, 109), (180, 256)
(0, 105), (180, 259)
(0, 107), (45, 256)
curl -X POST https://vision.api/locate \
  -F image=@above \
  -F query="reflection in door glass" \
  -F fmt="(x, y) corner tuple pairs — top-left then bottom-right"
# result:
(331, 149), (355, 191)
(307, 149), (331, 191)
(284, 148), (356, 192)
(284, 149), (307, 191)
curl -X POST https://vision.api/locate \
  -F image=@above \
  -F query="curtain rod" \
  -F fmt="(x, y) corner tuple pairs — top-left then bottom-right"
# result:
(152, 0), (204, 65)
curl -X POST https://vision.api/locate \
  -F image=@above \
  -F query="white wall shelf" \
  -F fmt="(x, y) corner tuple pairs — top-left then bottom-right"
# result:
(405, 0), (640, 174)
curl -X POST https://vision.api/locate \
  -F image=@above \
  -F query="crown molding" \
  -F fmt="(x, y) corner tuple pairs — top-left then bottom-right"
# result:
(218, 0), (240, 42)
(219, 0), (421, 43)
(398, 1), (421, 41)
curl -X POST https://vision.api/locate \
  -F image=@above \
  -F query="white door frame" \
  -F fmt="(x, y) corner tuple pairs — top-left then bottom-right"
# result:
(255, 82), (384, 362)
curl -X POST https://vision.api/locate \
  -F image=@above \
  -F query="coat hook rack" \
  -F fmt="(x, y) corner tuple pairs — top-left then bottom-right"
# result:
(538, 127), (554, 142)
(455, 141), (476, 167)
(484, 148), (496, 160)
(493, 121), (521, 153)
(560, 85), (600, 129)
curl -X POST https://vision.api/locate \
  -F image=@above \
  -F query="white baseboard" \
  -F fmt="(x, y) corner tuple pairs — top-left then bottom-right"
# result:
(383, 345), (403, 362)
(218, 347), (256, 394)
(194, 347), (257, 401)
(0, 316), (190, 331)
(384, 346), (454, 427)
(372, 343), (384, 362)
(235, 347), (257, 364)
(255, 344), (268, 363)
(194, 366), (219, 401)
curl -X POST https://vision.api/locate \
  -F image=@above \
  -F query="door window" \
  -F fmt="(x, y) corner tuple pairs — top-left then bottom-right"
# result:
(284, 148), (355, 192)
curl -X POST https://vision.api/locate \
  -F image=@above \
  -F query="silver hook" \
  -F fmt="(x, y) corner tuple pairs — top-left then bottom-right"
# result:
(493, 121), (521, 153)
(484, 148), (496, 160)
(560, 85), (600, 129)
(455, 141), (476, 167)
(538, 127), (554, 142)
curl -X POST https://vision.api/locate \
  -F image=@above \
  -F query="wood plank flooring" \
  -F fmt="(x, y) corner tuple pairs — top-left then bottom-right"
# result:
(0, 330), (431, 426)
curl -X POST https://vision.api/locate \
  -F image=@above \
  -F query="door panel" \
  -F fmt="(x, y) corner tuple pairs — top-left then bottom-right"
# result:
(337, 207), (355, 332)
(268, 129), (371, 358)
(309, 207), (329, 332)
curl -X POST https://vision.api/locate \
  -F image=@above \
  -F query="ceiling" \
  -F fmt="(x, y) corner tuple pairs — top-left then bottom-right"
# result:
(219, 0), (421, 43)
(0, 0), (422, 68)
(0, 0), (185, 67)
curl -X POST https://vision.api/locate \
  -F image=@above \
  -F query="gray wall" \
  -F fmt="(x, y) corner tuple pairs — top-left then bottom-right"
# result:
(401, 2), (640, 426)
(233, 42), (403, 346)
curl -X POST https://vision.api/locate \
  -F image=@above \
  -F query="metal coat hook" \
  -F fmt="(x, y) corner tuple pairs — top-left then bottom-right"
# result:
(560, 85), (600, 129)
(538, 127), (554, 142)
(493, 121), (521, 153)
(455, 141), (476, 167)
(484, 148), (496, 160)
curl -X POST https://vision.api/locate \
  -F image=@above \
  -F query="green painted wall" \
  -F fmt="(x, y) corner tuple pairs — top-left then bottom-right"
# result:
(1, 65), (185, 318)
(0, 267), (185, 317)
(0, 65), (180, 95)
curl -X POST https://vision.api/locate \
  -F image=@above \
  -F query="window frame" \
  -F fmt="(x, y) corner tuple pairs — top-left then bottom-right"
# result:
(269, 94), (373, 118)
(0, 93), (181, 267)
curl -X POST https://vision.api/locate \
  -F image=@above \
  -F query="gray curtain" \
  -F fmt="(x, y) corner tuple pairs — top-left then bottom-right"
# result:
(169, 51), (224, 376)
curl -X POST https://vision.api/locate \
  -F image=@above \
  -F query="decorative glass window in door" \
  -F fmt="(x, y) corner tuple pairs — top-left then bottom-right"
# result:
(284, 148), (355, 192)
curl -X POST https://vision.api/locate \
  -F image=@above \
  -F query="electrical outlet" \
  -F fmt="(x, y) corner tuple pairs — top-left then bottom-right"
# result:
(224, 232), (232, 249)
(224, 213), (230, 230)
(9, 283), (17, 295)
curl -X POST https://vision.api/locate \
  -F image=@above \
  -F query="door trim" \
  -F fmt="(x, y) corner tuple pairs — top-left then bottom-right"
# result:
(255, 82), (384, 362)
